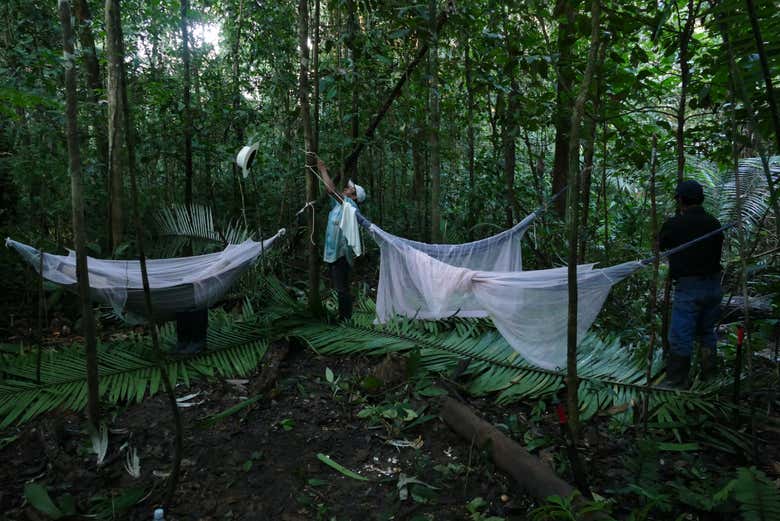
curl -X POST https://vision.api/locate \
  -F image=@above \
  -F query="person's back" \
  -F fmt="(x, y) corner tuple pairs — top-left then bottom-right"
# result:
(660, 205), (723, 279)
(659, 180), (724, 389)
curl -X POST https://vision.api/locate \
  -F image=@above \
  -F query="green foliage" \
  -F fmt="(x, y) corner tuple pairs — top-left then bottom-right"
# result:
(528, 493), (613, 521)
(731, 467), (780, 521)
(24, 483), (73, 519)
(0, 311), (270, 428)
(316, 453), (370, 482)
(466, 496), (504, 521)
(154, 204), (254, 256)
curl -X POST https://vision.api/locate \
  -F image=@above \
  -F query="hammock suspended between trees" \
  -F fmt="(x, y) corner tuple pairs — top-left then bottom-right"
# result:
(5, 229), (286, 323)
(358, 210), (643, 371)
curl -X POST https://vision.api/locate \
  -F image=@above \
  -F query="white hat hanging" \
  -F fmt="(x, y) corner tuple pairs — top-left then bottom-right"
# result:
(236, 143), (259, 178)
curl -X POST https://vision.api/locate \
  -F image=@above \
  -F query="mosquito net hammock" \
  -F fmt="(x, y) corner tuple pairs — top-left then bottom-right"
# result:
(350, 203), (730, 371)
(5, 229), (286, 324)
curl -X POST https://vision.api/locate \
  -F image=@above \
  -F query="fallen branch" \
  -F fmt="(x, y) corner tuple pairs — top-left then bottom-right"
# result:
(439, 397), (575, 501)
(250, 339), (290, 395)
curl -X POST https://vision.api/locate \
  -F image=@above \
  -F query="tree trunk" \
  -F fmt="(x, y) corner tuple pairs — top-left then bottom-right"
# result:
(644, 134), (660, 426)
(676, 0), (698, 184)
(313, 0), (320, 151)
(565, 0), (601, 459)
(718, 15), (780, 239)
(74, 0), (108, 221)
(429, 0), (441, 242)
(119, 6), (184, 506)
(730, 87), (754, 451)
(105, 0), (127, 250)
(298, 0), (322, 315)
(346, 0), (359, 181)
(181, 0), (193, 207)
(502, 87), (519, 227)
(578, 40), (607, 262)
(59, 0), (100, 429)
(441, 398), (577, 499)
(744, 0), (780, 153)
(465, 39), (476, 240)
(601, 121), (609, 259)
(340, 0), (453, 182)
(664, 0), (700, 356)
(551, 0), (576, 217)
(230, 0), (245, 216)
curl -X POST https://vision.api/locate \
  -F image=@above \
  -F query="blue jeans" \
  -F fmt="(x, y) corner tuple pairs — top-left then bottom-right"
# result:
(669, 276), (722, 357)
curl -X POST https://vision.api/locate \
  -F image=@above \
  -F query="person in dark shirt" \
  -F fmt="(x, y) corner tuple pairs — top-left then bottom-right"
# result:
(659, 180), (724, 388)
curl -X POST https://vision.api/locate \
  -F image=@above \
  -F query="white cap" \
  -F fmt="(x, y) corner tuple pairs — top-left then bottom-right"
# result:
(347, 180), (366, 203)
(236, 143), (259, 178)
(153, 508), (165, 520)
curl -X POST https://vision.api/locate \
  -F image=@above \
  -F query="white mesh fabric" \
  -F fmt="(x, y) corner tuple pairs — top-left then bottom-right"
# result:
(367, 221), (642, 370)
(371, 212), (536, 321)
(6, 229), (285, 322)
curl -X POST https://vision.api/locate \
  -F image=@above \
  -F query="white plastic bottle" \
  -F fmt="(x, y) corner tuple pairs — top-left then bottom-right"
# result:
(153, 508), (165, 521)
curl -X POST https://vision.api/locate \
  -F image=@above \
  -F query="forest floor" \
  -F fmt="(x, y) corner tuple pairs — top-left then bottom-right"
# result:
(1, 320), (779, 520)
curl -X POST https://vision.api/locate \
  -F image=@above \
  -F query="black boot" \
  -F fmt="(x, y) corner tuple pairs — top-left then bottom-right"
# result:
(700, 348), (718, 381)
(660, 354), (691, 389)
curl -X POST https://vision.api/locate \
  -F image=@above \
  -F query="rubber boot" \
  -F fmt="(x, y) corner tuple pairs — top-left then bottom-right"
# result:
(659, 354), (691, 389)
(700, 347), (718, 381)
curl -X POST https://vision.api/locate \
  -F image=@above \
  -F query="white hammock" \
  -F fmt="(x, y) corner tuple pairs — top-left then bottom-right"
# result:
(363, 216), (641, 371)
(5, 229), (285, 323)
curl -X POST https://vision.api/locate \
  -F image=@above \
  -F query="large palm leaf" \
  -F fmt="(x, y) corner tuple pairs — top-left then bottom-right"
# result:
(0, 313), (270, 429)
(154, 204), (254, 257)
(668, 155), (779, 238)
(290, 296), (754, 452)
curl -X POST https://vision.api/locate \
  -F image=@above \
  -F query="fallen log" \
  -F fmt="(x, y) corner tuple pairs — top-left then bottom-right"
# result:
(440, 397), (576, 501)
(250, 339), (290, 396)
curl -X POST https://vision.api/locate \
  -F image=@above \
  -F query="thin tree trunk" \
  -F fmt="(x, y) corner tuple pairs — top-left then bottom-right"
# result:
(643, 134), (660, 429)
(105, 0), (126, 250)
(502, 84), (519, 227)
(578, 40), (607, 262)
(501, 11), (520, 228)
(74, 0), (108, 230)
(346, 0), (359, 181)
(601, 120), (608, 259)
(523, 130), (545, 207)
(181, 0), (193, 207)
(429, 0), (441, 242)
(313, 0), (320, 151)
(676, 0), (699, 183)
(341, 0), (454, 181)
(565, 0), (601, 473)
(551, 0), (576, 217)
(718, 8), (780, 242)
(119, 13), (184, 507)
(59, 0), (100, 429)
(298, 0), (322, 315)
(465, 39), (476, 240)
(230, 0), (245, 216)
(722, 10), (758, 457)
(744, 0), (780, 153)
(663, 0), (700, 356)
(728, 84), (757, 455)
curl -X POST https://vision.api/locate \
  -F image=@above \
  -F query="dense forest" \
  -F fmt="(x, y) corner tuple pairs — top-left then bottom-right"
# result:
(0, 0), (779, 519)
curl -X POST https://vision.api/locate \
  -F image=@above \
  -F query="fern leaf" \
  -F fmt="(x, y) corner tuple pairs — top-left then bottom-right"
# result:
(733, 467), (780, 521)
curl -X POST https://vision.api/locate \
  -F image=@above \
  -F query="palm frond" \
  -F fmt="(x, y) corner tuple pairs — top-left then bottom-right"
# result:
(671, 155), (780, 237)
(292, 313), (760, 452)
(732, 467), (780, 521)
(154, 205), (254, 256)
(0, 313), (270, 429)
